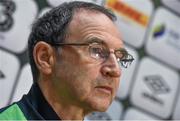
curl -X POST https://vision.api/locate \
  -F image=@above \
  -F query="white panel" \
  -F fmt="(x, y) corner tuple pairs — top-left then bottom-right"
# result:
(131, 57), (179, 118)
(0, 49), (20, 108)
(146, 7), (180, 69)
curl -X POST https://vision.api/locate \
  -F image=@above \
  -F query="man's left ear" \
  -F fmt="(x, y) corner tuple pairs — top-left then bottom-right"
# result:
(33, 41), (55, 75)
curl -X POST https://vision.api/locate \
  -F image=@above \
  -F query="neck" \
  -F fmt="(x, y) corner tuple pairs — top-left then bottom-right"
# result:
(38, 79), (86, 120)
(50, 102), (85, 120)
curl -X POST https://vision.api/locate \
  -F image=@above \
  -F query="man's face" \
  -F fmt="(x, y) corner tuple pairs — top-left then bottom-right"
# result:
(52, 10), (124, 113)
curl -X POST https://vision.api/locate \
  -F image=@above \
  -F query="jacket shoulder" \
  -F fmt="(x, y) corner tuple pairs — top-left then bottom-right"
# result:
(0, 103), (27, 120)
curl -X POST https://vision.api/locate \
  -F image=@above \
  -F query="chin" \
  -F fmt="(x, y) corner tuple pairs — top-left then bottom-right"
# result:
(88, 98), (112, 112)
(95, 106), (108, 112)
(85, 105), (108, 114)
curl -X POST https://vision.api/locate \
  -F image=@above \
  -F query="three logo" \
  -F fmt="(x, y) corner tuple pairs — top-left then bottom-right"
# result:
(0, 0), (16, 32)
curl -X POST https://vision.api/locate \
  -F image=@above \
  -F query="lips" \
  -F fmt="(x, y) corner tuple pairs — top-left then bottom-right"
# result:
(95, 86), (113, 94)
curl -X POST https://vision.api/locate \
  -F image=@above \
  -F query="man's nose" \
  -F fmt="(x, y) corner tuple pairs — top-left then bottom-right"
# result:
(100, 53), (121, 77)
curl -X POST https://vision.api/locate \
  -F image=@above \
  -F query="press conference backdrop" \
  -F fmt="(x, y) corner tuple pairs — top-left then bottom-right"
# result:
(0, 0), (180, 120)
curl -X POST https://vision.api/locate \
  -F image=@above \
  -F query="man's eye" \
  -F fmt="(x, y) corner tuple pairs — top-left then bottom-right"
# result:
(92, 47), (102, 55)
(116, 57), (121, 62)
(115, 52), (126, 61)
(90, 47), (104, 59)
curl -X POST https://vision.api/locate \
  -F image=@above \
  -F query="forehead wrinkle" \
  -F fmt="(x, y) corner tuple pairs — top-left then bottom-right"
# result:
(78, 25), (124, 49)
(78, 23), (124, 49)
(80, 18), (119, 38)
(67, 10), (123, 48)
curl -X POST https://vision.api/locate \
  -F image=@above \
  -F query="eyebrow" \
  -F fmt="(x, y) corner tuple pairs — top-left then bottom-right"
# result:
(86, 37), (126, 50)
(85, 37), (104, 44)
(115, 47), (127, 52)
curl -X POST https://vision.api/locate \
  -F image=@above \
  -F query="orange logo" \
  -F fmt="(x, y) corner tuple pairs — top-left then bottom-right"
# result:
(106, 0), (149, 27)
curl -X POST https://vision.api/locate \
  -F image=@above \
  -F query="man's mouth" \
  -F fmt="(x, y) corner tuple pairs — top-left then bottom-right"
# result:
(95, 86), (113, 95)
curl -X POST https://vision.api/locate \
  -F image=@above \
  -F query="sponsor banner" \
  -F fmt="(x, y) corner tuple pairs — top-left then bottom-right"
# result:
(131, 57), (179, 118)
(146, 7), (180, 69)
(105, 0), (153, 48)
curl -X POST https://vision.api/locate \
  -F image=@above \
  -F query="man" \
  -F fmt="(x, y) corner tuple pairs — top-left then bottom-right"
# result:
(0, 1), (134, 120)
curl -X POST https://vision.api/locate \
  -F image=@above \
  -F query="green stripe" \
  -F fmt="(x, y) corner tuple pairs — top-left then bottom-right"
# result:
(0, 104), (27, 120)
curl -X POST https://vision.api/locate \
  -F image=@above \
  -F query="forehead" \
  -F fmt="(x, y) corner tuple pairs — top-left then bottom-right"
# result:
(67, 9), (124, 49)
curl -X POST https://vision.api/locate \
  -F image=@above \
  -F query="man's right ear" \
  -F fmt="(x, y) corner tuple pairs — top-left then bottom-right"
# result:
(33, 41), (55, 75)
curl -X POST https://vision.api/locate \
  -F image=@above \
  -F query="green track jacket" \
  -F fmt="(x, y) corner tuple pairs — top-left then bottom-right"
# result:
(0, 83), (61, 120)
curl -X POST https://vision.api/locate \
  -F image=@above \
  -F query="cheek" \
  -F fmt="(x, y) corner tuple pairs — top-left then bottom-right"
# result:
(69, 67), (99, 99)
(60, 62), (99, 100)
